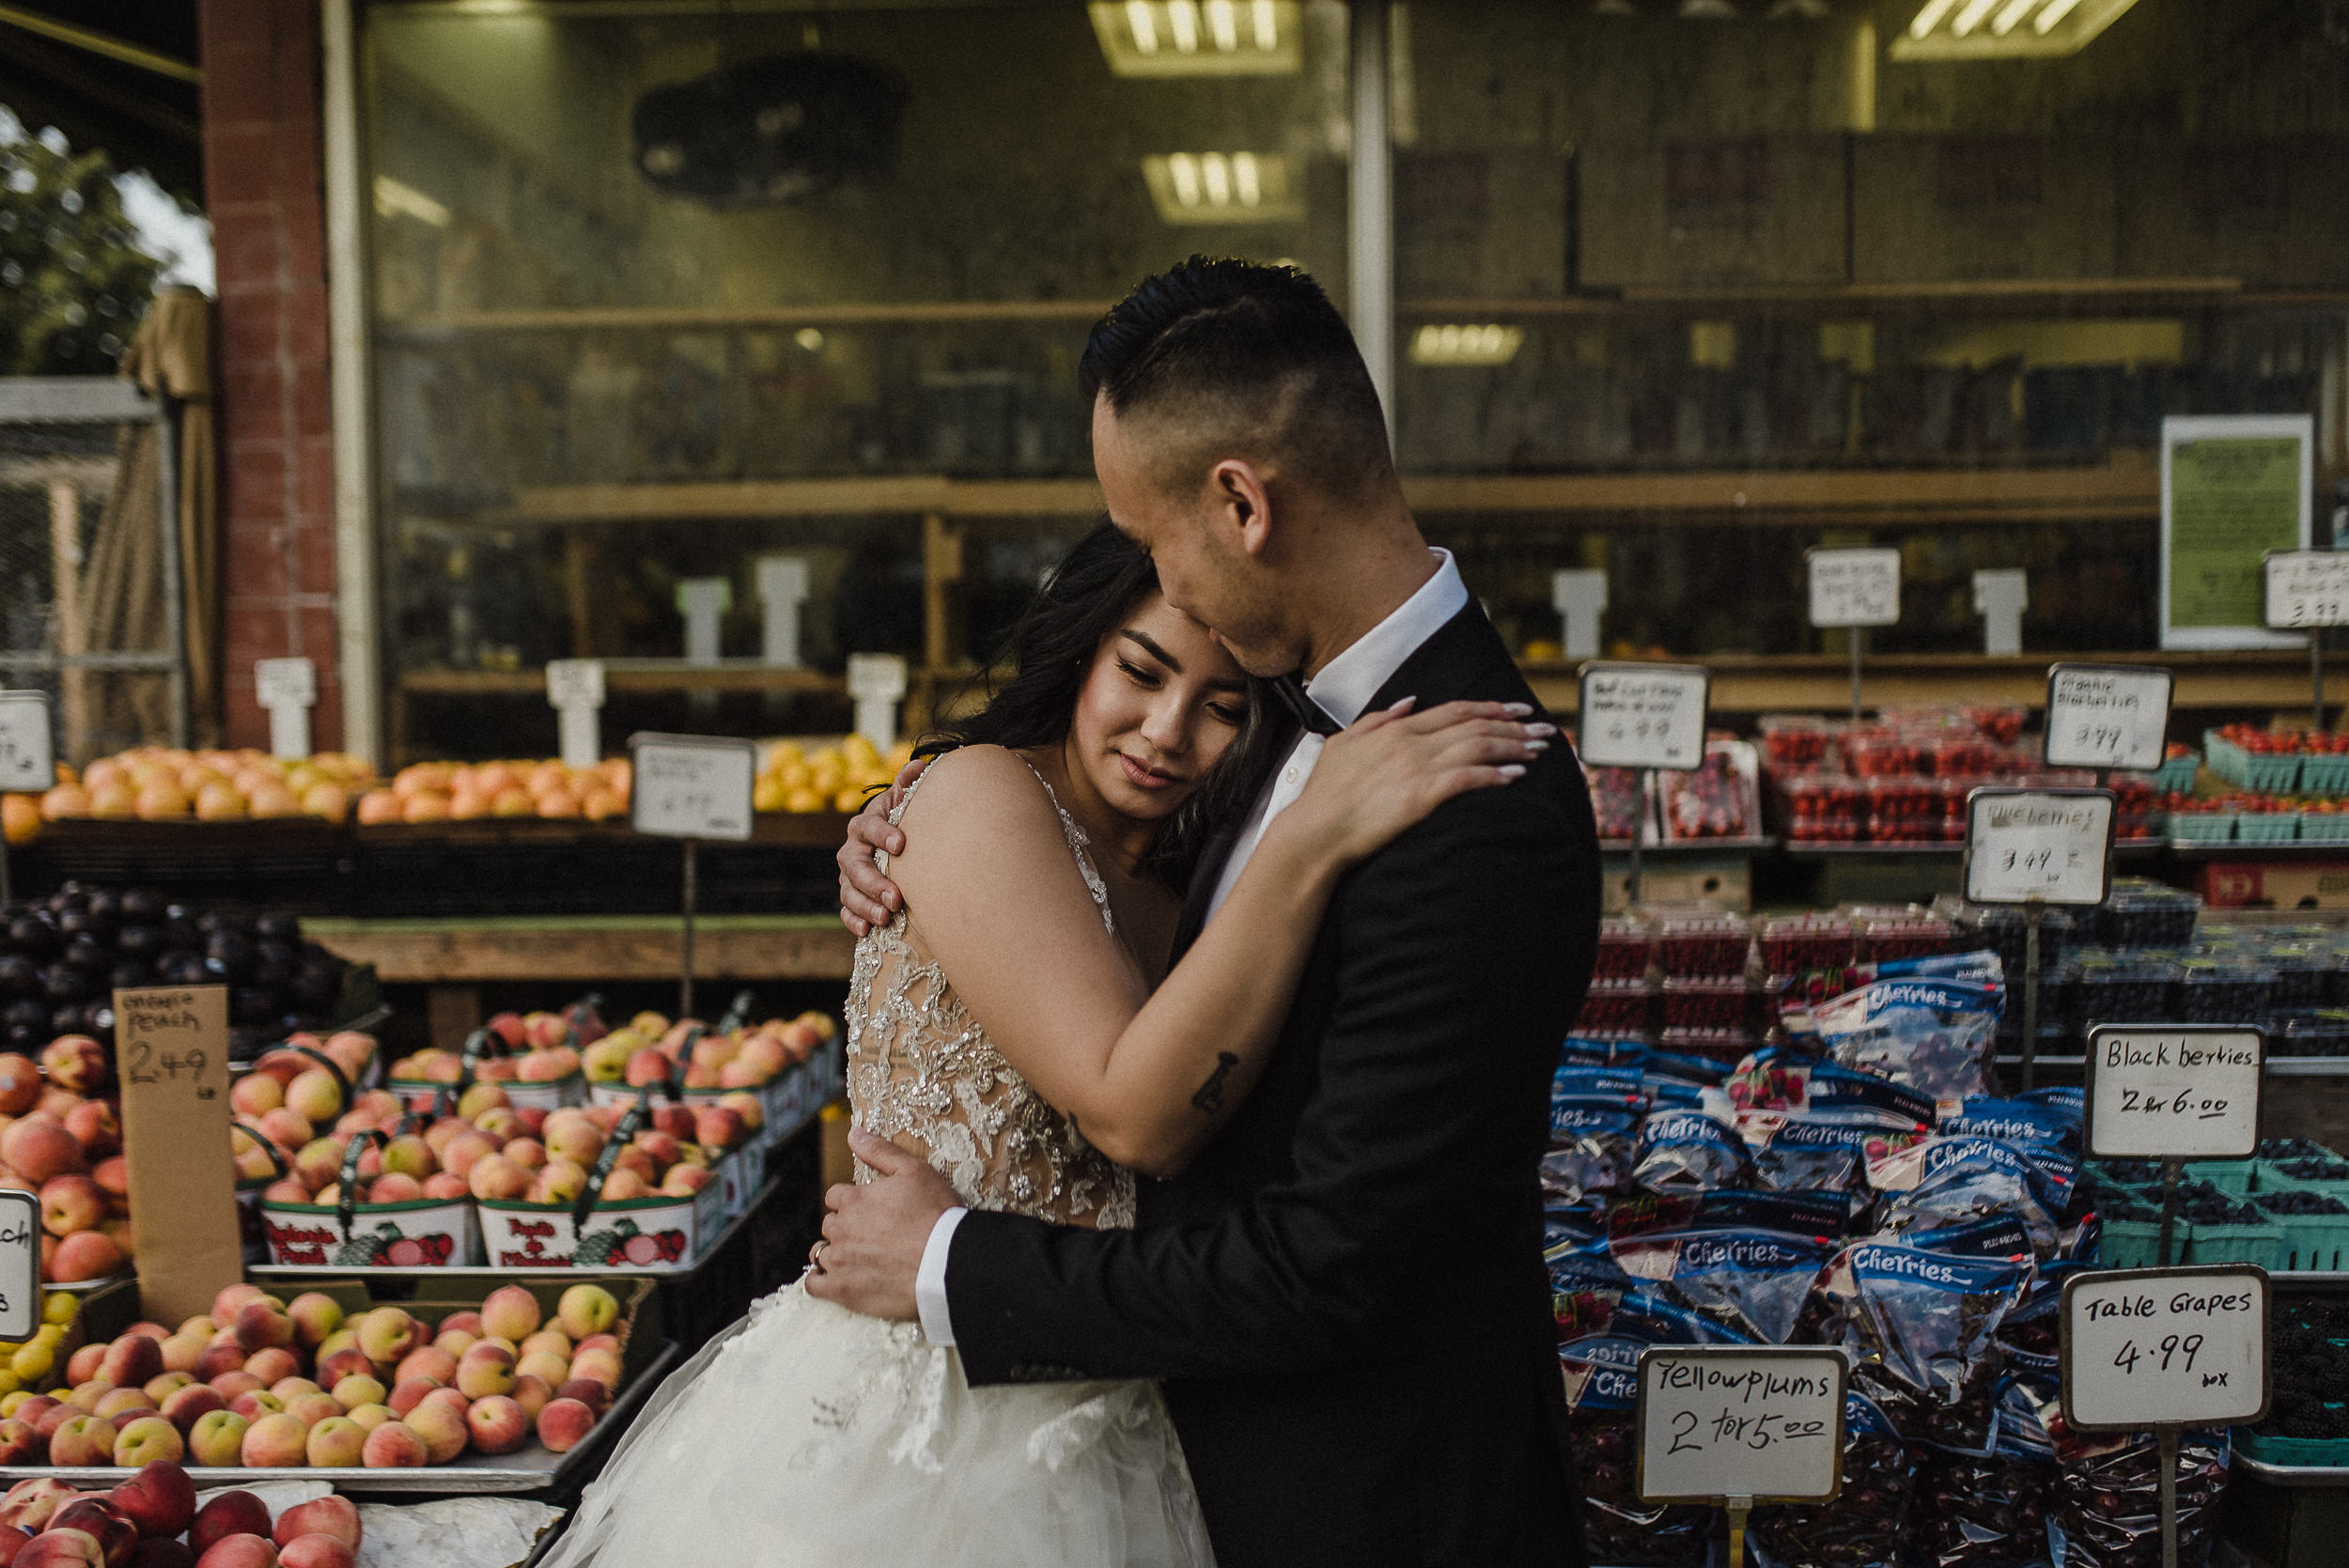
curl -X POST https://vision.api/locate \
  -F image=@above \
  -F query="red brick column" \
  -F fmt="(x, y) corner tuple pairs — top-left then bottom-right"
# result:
(199, 0), (342, 752)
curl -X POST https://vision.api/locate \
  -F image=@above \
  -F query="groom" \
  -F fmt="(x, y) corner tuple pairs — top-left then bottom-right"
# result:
(817, 257), (1600, 1567)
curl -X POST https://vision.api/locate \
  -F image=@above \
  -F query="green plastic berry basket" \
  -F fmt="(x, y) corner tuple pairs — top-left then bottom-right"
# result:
(2155, 753), (2201, 795)
(2256, 1160), (2349, 1203)
(2167, 812), (2237, 844)
(2303, 755), (2349, 794)
(2236, 812), (2303, 844)
(2098, 1218), (2168, 1269)
(2302, 813), (2349, 842)
(2235, 1429), (2349, 1467)
(2181, 1218), (2288, 1271)
(2257, 1207), (2349, 1272)
(2198, 1158), (2264, 1195)
(2204, 731), (2306, 793)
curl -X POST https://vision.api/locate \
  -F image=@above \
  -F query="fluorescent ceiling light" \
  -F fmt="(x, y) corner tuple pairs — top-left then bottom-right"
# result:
(1090, 0), (1299, 75)
(1408, 324), (1524, 367)
(373, 175), (449, 226)
(1891, 0), (2137, 57)
(1142, 151), (1303, 225)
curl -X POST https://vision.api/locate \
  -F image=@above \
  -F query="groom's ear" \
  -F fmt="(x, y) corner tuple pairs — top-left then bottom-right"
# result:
(1209, 458), (1276, 560)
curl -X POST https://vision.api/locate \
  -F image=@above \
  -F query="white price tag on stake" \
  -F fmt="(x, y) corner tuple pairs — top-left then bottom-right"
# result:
(2264, 551), (2349, 629)
(2044, 665), (2174, 773)
(1807, 549), (1902, 629)
(1577, 664), (1710, 772)
(255, 658), (316, 709)
(1964, 788), (2116, 907)
(2061, 1266), (2269, 1431)
(1635, 1347), (1846, 1506)
(0, 1190), (37, 1342)
(629, 734), (756, 842)
(0, 691), (54, 793)
(2084, 1027), (2263, 1160)
(547, 660), (606, 709)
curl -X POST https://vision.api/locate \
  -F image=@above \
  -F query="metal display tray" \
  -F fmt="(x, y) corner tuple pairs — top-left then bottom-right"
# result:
(0, 1341), (678, 1496)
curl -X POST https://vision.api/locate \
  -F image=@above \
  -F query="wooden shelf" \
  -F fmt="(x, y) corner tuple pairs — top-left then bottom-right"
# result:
(381, 301), (1114, 335)
(305, 913), (857, 984)
(397, 662), (847, 697)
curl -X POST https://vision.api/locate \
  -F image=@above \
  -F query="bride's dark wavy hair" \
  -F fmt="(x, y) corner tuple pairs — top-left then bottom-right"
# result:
(915, 521), (1280, 888)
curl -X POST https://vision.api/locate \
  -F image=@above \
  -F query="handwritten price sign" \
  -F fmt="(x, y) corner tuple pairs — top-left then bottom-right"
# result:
(1577, 664), (1710, 772)
(0, 1190), (36, 1341)
(1807, 549), (1902, 629)
(630, 734), (756, 842)
(2061, 1266), (2269, 1431)
(2044, 664), (2174, 773)
(1636, 1347), (1846, 1506)
(0, 691), (54, 794)
(1964, 788), (2116, 908)
(2084, 1027), (2263, 1161)
(2264, 551), (2349, 629)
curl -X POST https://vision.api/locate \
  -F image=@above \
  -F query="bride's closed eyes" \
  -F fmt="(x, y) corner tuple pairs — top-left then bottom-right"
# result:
(1112, 633), (1248, 728)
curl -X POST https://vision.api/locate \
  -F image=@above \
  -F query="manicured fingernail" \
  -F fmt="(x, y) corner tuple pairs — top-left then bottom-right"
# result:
(1525, 739), (1549, 753)
(1502, 703), (1534, 716)
(1524, 722), (1558, 737)
(1498, 764), (1527, 778)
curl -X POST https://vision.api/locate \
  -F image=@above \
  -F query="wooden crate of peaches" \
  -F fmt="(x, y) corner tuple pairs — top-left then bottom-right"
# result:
(0, 1280), (640, 1476)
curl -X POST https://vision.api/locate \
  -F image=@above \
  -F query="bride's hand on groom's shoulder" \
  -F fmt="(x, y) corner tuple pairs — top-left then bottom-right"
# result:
(1284, 698), (1553, 867)
(837, 759), (928, 936)
(806, 1130), (958, 1322)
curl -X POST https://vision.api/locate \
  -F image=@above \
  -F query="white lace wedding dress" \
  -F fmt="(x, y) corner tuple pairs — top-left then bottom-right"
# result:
(542, 760), (1216, 1568)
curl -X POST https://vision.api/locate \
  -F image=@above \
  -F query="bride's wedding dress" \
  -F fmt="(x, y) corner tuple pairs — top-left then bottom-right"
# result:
(541, 761), (1216, 1567)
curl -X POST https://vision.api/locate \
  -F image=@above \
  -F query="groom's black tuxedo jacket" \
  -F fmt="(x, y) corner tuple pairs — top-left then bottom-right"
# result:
(948, 602), (1599, 1568)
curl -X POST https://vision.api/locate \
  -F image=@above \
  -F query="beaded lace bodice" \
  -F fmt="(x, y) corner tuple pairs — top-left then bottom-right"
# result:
(845, 753), (1136, 1230)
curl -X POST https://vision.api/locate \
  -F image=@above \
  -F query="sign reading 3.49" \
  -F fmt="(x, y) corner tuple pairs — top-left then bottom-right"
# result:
(1964, 788), (2116, 908)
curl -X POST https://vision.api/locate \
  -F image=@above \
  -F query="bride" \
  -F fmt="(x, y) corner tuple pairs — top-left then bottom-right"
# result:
(541, 523), (1548, 1567)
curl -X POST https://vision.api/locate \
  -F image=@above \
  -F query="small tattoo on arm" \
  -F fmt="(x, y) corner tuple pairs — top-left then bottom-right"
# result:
(1190, 1051), (1240, 1114)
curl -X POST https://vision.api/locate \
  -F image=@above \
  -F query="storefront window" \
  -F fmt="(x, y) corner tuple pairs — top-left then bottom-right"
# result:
(361, 0), (1351, 756)
(1396, 1), (2349, 661)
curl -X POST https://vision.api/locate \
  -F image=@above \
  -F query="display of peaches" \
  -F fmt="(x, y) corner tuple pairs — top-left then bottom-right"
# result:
(354, 759), (630, 826)
(0, 1459), (366, 1567)
(33, 751), (376, 829)
(0, 1281), (626, 1476)
(581, 1009), (832, 1092)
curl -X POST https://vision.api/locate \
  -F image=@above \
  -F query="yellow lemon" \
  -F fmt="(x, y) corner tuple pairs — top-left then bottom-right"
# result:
(11, 1343), (53, 1382)
(754, 775), (787, 813)
(832, 787), (869, 814)
(33, 1324), (64, 1347)
(41, 1292), (73, 1326)
(784, 788), (826, 815)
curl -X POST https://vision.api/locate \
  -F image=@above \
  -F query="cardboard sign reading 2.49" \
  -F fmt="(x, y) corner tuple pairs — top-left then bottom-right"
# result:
(115, 986), (242, 1325)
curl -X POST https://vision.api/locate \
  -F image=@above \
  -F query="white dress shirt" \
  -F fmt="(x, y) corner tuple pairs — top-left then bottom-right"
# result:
(913, 551), (1472, 1346)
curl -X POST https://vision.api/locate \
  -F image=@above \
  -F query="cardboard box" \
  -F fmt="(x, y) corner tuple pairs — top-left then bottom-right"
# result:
(258, 1195), (483, 1268)
(477, 1181), (727, 1272)
(2201, 861), (2349, 909)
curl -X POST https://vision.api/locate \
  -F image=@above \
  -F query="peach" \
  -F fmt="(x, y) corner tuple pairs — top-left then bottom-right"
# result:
(599, 1168), (651, 1202)
(258, 1178), (310, 1208)
(47, 1500), (134, 1565)
(62, 1101), (119, 1159)
(285, 1293), (343, 1349)
(109, 1455), (197, 1538)
(14, 1529), (106, 1567)
(478, 1283), (540, 1342)
(40, 1036), (104, 1094)
(4, 1121), (86, 1188)
(456, 1343), (516, 1400)
(0, 1477), (76, 1531)
(303, 1417), (365, 1467)
(285, 1392), (343, 1430)
(471, 1107), (520, 1142)
(528, 1160), (587, 1206)
(437, 1311), (484, 1338)
(160, 1332), (208, 1374)
(518, 1327), (571, 1359)
(420, 1172), (470, 1202)
(540, 1113), (601, 1169)
(402, 1398), (467, 1463)
(360, 1419), (427, 1467)
(418, 1386), (468, 1418)
(272, 1497), (358, 1553)
(330, 1374), (384, 1412)
(144, 1372), (194, 1404)
(98, 1335), (163, 1389)
(314, 1348), (373, 1389)
(112, 1415), (183, 1467)
(50, 1230), (125, 1282)
(0, 1416), (39, 1465)
(568, 1347), (623, 1389)
(344, 1404), (393, 1432)
(278, 1537), (354, 1568)
(192, 1536), (277, 1568)
(379, 1134), (435, 1180)
(190, 1493), (271, 1556)
(242, 1347), (300, 1387)
(502, 1139), (547, 1172)
(187, 1409), (248, 1466)
(0, 1054), (39, 1116)
(66, 1343), (108, 1386)
(465, 1156), (529, 1203)
(511, 1374), (553, 1421)
(661, 1165), (712, 1197)
(256, 1110), (312, 1153)
(365, 1172), (422, 1204)
(355, 1307), (423, 1366)
(240, 1411), (307, 1467)
(385, 1377), (439, 1418)
(232, 1300), (292, 1353)
(536, 1397), (596, 1453)
(269, 1376), (319, 1402)
(94, 1388), (155, 1420)
(394, 1346), (457, 1388)
(48, 1412), (117, 1465)
(159, 1384), (224, 1436)
(552, 1377), (610, 1416)
(206, 1371), (261, 1404)
(430, 1328), (476, 1361)
(556, 1283), (619, 1341)
(284, 1070), (342, 1126)
(210, 1284), (267, 1323)
(465, 1393), (529, 1455)
(38, 1173), (104, 1239)
(455, 1083), (509, 1122)
(227, 1390), (283, 1421)
(228, 1075), (282, 1119)
(515, 1349), (568, 1388)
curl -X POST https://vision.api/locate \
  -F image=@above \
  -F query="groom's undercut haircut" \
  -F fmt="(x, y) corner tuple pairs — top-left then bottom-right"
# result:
(1081, 256), (1393, 504)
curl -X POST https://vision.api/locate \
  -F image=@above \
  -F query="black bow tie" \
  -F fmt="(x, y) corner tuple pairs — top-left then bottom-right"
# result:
(1269, 673), (1343, 737)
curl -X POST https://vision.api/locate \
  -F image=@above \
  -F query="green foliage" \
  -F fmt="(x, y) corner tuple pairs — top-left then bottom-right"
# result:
(0, 125), (163, 376)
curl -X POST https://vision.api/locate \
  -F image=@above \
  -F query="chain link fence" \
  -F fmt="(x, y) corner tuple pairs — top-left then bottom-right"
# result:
(0, 378), (188, 765)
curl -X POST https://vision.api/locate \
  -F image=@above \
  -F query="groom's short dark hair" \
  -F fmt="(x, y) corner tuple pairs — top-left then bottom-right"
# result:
(1081, 256), (1392, 502)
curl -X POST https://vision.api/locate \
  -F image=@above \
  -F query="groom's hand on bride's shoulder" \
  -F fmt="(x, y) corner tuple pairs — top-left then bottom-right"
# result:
(806, 1130), (957, 1322)
(836, 760), (926, 937)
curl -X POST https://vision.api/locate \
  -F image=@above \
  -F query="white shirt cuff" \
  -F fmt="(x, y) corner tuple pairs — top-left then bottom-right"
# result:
(915, 1205), (968, 1346)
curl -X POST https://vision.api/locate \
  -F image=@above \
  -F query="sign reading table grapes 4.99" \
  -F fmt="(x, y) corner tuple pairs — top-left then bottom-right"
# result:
(1963, 787), (2116, 908)
(1577, 663), (1711, 772)
(2263, 550), (2349, 629)
(2061, 1266), (2269, 1432)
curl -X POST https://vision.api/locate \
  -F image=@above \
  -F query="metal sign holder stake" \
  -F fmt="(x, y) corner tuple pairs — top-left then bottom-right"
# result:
(2020, 897), (2045, 1091)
